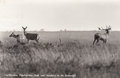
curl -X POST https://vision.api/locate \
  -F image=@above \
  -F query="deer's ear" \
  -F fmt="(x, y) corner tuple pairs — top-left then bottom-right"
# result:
(25, 26), (27, 28)
(22, 27), (24, 29)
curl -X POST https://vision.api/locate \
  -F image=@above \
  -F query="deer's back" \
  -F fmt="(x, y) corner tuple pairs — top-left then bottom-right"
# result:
(25, 33), (38, 40)
(94, 33), (100, 38)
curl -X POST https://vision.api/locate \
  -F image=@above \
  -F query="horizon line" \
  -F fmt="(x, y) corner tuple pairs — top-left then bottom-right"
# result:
(0, 30), (120, 32)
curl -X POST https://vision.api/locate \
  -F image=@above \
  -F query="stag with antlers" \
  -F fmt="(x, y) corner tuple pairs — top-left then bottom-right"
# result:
(93, 26), (111, 45)
(22, 26), (39, 43)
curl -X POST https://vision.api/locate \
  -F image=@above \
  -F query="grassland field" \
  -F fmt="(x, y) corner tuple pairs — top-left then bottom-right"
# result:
(0, 31), (120, 78)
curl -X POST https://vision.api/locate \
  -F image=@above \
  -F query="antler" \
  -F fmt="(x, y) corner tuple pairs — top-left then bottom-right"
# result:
(98, 26), (111, 30)
(98, 27), (104, 30)
(101, 27), (105, 30)
(22, 26), (27, 29)
(100, 27), (106, 30)
(108, 25), (111, 30)
(101, 25), (111, 30)
(98, 27), (101, 30)
(25, 26), (27, 29)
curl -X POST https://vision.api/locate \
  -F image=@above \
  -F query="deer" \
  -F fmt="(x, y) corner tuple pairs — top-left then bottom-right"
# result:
(9, 32), (20, 43)
(9, 32), (25, 45)
(93, 26), (111, 45)
(22, 26), (39, 43)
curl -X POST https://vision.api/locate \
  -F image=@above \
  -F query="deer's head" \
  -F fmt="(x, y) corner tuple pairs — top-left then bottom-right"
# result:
(9, 32), (19, 38)
(98, 25), (111, 34)
(9, 32), (15, 37)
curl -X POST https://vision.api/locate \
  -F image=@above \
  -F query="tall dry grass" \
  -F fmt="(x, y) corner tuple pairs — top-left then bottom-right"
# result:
(0, 39), (120, 78)
(1, 31), (120, 78)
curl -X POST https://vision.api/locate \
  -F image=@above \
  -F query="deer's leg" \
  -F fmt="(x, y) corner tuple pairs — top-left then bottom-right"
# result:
(104, 39), (107, 44)
(93, 38), (98, 45)
(35, 39), (39, 43)
(27, 39), (29, 43)
(93, 39), (96, 45)
(96, 39), (99, 44)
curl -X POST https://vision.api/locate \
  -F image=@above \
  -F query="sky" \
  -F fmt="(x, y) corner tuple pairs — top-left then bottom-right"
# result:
(0, 0), (120, 31)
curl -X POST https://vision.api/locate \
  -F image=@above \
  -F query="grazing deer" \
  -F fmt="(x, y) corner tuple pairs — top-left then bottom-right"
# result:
(9, 32), (25, 45)
(9, 32), (20, 43)
(22, 26), (39, 43)
(93, 26), (111, 45)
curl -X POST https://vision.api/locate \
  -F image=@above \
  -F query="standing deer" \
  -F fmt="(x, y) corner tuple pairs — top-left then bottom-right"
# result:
(22, 26), (39, 43)
(93, 26), (111, 45)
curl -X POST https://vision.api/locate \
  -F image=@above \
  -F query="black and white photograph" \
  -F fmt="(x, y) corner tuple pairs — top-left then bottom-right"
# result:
(0, 0), (120, 78)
